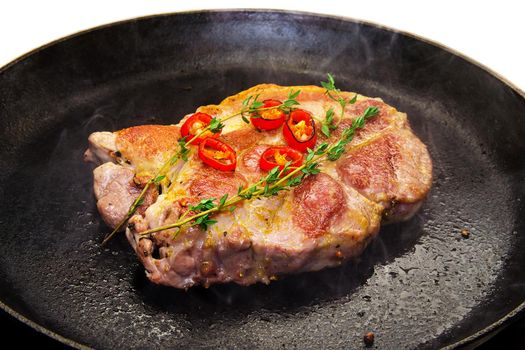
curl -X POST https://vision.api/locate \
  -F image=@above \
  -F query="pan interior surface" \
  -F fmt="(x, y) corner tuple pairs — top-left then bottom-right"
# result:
(0, 11), (524, 349)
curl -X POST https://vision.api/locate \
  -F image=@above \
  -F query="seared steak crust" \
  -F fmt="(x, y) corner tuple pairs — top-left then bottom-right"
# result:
(85, 84), (432, 288)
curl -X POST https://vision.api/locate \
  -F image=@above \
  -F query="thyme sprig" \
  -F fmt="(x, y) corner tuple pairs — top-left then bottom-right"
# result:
(136, 105), (380, 238)
(320, 73), (358, 137)
(102, 90), (301, 245)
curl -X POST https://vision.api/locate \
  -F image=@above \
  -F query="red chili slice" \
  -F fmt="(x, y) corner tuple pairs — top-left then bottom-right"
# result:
(181, 112), (220, 144)
(250, 99), (286, 130)
(283, 109), (317, 152)
(198, 138), (237, 171)
(259, 146), (303, 172)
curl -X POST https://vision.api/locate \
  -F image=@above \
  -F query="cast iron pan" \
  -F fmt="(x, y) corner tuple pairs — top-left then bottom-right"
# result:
(0, 10), (524, 349)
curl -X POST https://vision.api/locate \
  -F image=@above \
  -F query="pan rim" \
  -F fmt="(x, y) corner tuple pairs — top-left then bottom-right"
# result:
(1, 8), (524, 100)
(0, 8), (523, 350)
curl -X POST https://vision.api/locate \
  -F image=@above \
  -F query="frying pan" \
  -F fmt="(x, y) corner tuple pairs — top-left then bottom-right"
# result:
(0, 10), (524, 349)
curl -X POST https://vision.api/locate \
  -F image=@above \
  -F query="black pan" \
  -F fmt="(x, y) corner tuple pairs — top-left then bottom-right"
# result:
(0, 10), (524, 349)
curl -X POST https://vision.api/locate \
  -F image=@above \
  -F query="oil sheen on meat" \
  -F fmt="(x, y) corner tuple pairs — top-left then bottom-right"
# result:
(84, 84), (432, 289)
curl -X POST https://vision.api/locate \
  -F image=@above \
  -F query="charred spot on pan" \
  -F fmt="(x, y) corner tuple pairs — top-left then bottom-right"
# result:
(388, 271), (398, 278)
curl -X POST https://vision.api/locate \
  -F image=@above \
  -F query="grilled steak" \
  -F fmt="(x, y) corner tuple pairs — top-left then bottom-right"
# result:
(85, 84), (432, 288)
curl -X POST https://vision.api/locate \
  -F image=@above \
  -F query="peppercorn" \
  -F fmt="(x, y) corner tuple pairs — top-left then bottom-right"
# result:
(363, 332), (374, 347)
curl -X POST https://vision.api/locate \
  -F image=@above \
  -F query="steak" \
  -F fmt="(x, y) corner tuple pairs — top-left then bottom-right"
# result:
(85, 84), (432, 288)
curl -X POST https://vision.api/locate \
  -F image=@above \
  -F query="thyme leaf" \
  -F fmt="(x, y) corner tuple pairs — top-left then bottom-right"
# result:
(218, 194), (228, 209)
(177, 137), (190, 162)
(242, 95), (253, 107)
(279, 89), (301, 112)
(251, 101), (264, 110)
(153, 175), (166, 184)
(288, 89), (301, 100)
(189, 198), (216, 212)
(265, 166), (281, 184)
(244, 94), (262, 113)
(302, 161), (320, 175)
(132, 197), (144, 211)
(315, 143), (329, 154)
(239, 185), (258, 200)
(193, 214), (217, 231)
(320, 73), (336, 91)
(321, 108), (337, 137)
(286, 175), (304, 187)
(209, 117), (224, 134)
(263, 185), (285, 197)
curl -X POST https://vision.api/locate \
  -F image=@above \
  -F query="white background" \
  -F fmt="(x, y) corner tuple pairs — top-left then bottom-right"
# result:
(1, 0), (524, 92)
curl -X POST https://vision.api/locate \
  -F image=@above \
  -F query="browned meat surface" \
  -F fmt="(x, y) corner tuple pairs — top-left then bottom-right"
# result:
(337, 128), (432, 221)
(85, 84), (432, 288)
